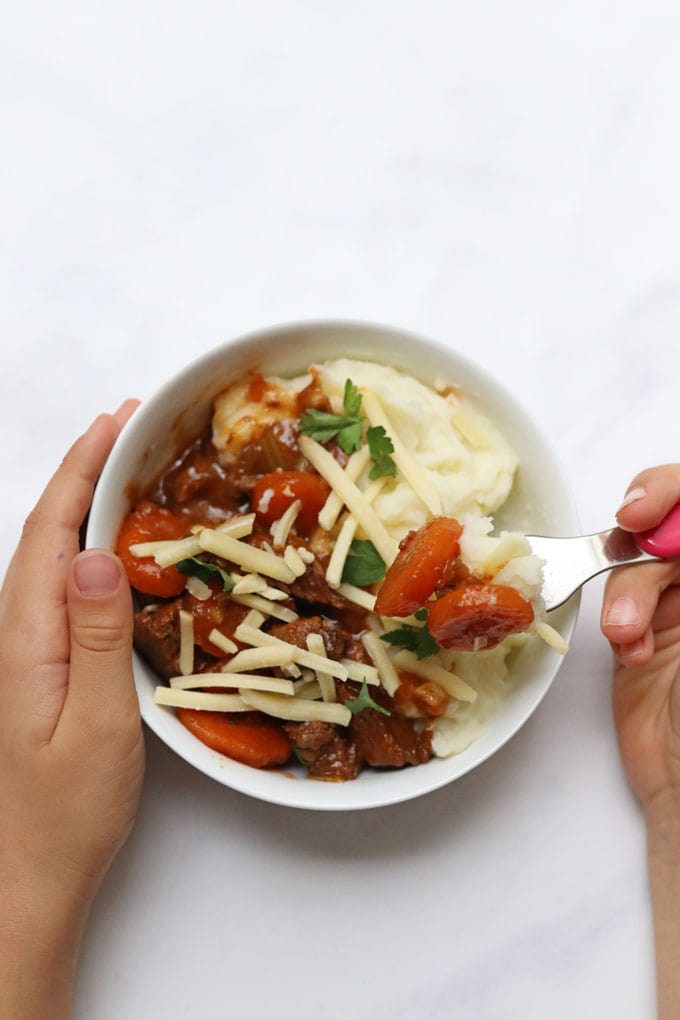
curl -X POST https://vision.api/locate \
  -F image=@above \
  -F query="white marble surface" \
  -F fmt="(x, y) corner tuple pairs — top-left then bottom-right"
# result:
(2, 2), (680, 1017)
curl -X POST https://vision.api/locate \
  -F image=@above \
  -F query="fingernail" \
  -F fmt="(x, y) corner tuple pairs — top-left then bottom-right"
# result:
(618, 486), (646, 512)
(74, 551), (121, 596)
(619, 638), (646, 660)
(605, 597), (640, 627)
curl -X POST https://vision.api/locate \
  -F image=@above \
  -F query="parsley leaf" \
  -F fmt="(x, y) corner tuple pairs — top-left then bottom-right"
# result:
(176, 557), (235, 593)
(341, 539), (386, 586)
(343, 378), (362, 418)
(367, 425), (397, 480)
(299, 378), (365, 454)
(345, 679), (391, 717)
(337, 417), (363, 455)
(381, 622), (439, 659)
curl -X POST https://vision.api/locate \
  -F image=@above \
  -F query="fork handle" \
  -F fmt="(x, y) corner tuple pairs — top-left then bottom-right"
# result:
(634, 504), (680, 559)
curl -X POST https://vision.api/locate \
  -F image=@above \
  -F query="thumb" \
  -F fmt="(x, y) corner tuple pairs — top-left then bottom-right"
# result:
(63, 549), (137, 727)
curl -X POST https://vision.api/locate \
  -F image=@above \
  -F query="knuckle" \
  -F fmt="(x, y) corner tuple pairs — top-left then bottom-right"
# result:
(71, 617), (128, 654)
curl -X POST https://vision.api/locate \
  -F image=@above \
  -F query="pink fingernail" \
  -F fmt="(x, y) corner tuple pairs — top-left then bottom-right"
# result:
(618, 486), (646, 512)
(605, 597), (640, 628)
(620, 638), (646, 660)
(74, 551), (121, 596)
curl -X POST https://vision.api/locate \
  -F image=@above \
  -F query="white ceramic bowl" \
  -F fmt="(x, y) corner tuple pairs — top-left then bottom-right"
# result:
(87, 321), (579, 811)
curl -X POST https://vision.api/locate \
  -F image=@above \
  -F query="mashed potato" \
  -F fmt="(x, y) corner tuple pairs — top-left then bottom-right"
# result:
(320, 359), (518, 542)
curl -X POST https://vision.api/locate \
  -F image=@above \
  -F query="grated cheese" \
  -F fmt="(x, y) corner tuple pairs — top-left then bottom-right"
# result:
(208, 628), (239, 655)
(154, 687), (248, 712)
(270, 499), (302, 550)
(297, 546), (315, 565)
(129, 535), (202, 568)
(234, 623), (349, 680)
(240, 689), (352, 727)
(232, 573), (268, 595)
(230, 592), (298, 623)
(241, 609), (265, 630)
(306, 633), (336, 702)
(178, 609), (194, 676)
(216, 514), (256, 538)
(222, 645), (294, 672)
(169, 672), (295, 695)
(360, 630), (401, 697)
(361, 389), (442, 516)
(340, 659), (379, 686)
(318, 445), (371, 531)
(451, 412), (491, 450)
(390, 650), (476, 702)
(283, 544), (307, 578)
(184, 575), (213, 601)
(324, 514), (355, 590)
(293, 678), (323, 701)
(531, 620), (569, 655)
(198, 529), (296, 583)
(336, 583), (376, 612)
(325, 475), (388, 589)
(298, 435), (398, 565)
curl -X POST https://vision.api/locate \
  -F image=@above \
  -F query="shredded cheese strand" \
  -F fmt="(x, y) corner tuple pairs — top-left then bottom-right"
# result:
(198, 529), (296, 583)
(169, 672), (295, 695)
(208, 628), (239, 655)
(306, 633), (336, 703)
(390, 650), (476, 702)
(360, 630), (401, 697)
(240, 689), (351, 726)
(318, 446), (371, 531)
(298, 435), (398, 565)
(154, 688), (249, 712)
(325, 475), (388, 589)
(230, 592), (298, 623)
(270, 499), (302, 550)
(361, 389), (442, 516)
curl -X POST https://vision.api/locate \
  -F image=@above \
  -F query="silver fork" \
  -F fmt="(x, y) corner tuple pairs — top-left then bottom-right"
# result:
(527, 504), (680, 611)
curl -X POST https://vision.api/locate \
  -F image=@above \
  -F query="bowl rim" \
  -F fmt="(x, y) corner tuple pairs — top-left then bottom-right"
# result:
(87, 318), (581, 811)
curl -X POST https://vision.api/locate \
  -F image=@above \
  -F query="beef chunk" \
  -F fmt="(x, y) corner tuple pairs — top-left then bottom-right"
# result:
(269, 616), (349, 660)
(248, 531), (348, 610)
(338, 682), (433, 768)
(284, 721), (360, 782)
(134, 601), (181, 680)
(283, 555), (348, 610)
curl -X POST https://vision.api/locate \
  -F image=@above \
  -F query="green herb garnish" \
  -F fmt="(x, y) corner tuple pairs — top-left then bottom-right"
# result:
(381, 622), (439, 660)
(367, 425), (397, 480)
(341, 539), (386, 586)
(299, 378), (365, 454)
(176, 557), (235, 593)
(345, 679), (391, 717)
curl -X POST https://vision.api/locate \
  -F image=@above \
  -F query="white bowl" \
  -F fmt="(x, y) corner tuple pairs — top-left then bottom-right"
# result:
(87, 321), (579, 811)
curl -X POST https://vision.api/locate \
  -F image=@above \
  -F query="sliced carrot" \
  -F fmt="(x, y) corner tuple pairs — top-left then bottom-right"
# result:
(117, 501), (188, 598)
(427, 583), (534, 651)
(374, 517), (463, 617)
(177, 709), (292, 768)
(252, 470), (330, 534)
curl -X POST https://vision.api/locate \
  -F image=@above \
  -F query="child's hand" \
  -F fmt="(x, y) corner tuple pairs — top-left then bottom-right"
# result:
(600, 465), (680, 817)
(0, 402), (145, 1020)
